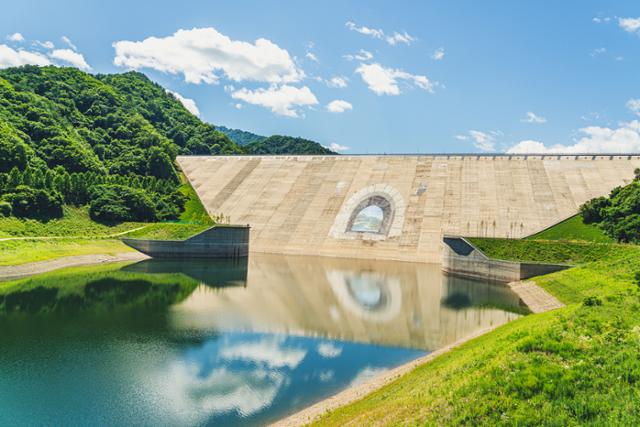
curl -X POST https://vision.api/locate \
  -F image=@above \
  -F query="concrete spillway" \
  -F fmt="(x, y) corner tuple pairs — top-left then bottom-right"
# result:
(178, 154), (640, 263)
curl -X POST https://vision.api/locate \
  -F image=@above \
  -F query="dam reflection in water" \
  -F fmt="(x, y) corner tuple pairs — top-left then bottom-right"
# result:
(0, 254), (525, 426)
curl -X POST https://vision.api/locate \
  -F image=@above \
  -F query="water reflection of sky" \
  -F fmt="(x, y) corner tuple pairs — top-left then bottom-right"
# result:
(0, 254), (526, 426)
(158, 332), (423, 426)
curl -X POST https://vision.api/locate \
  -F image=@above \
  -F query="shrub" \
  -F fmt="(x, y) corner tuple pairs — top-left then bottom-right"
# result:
(634, 272), (640, 288)
(583, 296), (603, 307)
(0, 201), (12, 217)
(2, 185), (63, 219)
(89, 184), (156, 223)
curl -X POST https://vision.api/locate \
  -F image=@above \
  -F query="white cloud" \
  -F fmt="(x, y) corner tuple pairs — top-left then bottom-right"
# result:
(468, 130), (496, 152)
(355, 62), (434, 95)
(317, 342), (343, 358)
(327, 76), (348, 88)
(234, 103), (242, 109)
(49, 48), (90, 70)
(590, 47), (606, 57)
(507, 121), (640, 153)
(593, 16), (611, 24)
(219, 338), (307, 369)
(385, 31), (415, 46)
(619, 17), (640, 34)
(626, 99), (640, 116)
(345, 21), (384, 39)
(305, 52), (319, 63)
(35, 40), (54, 49)
(167, 90), (200, 116)
(454, 134), (469, 141)
(521, 111), (547, 124)
(7, 33), (24, 42)
(345, 21), (415, 45)
(0, 44), (51, 68)
(231, 84), (318, 117)
(113, 27), (304, 85)
(61, 36), (77, 51)
(327, 142), (350, 152)
(326, 99), (353, 113)
(343, 49), (373, 62)
(432, 47), (445, 61)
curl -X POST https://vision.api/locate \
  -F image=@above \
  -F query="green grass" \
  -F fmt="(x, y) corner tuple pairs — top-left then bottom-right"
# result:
(0, 206), (146, 238)
(178, 174), (214, 224)
(0, 238), (132, 266)
(467, 237), (620, 264)
(313, 243), (640, 426)
(122, 222), (211, 240)
(527, 214), (613, 243)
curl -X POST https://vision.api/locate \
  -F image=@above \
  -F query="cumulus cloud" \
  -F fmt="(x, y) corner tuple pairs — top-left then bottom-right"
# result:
(326, 143), (350, 152)
(0, 44), (50, 68)
(113, 27), (304, 85)
(619, 17), (640, 34)
(507, 121), (640, 154)
(7, 33), (24, 42)
(343, 49), (373, 62)
(219, 338), (307, 369)
(326, 99), (352, 113)
(231, 85), (318, 117)
(49, 48), (90, 70)
(431, 47), (445, 61)
(61, 36), (77, 50)
(626, 99), (640, 116)
(521, 111), (547, 124)
(355, 62), (434, 95)
(167, 90), (200, 116)
(305, 51), (319, 63)
(345, 21), (415, 45)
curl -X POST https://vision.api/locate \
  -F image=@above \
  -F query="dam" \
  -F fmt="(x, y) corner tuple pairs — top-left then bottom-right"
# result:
(178, 154), (640, 263)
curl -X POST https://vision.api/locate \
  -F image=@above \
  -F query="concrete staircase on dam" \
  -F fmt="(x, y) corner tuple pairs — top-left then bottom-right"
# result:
(178, 154), (640, 263)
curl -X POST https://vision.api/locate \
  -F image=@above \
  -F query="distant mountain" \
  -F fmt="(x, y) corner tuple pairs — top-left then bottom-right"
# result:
(217, 126), (266, 146)
(244, 135), (336, 155)
(219, 127), (336, 155)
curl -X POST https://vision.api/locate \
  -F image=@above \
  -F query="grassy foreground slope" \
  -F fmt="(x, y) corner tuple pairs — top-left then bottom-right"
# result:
(527, 214), (613, 243)
(314, 243), (640, 426)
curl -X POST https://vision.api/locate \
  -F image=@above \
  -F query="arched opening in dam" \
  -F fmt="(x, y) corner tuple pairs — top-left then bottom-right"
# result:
(347, 195), (392, 235)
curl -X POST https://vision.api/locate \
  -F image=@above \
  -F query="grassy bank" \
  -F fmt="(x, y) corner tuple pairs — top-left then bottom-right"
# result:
(313, 243), (640, 425)
(467, 237), (620, 264)
(0, 238), (132, 266)
(0, 206), (145, 238)
(123, 222), (211, 240)
(526, 214), (613, 243)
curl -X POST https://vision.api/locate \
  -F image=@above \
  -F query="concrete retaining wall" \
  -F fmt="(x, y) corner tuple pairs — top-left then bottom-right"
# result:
(442, 236), (568, 282)
(122, 225), (249, 259)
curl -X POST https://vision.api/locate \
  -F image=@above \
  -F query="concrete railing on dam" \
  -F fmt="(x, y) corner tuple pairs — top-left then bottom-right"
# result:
(178, 154), (640, 263)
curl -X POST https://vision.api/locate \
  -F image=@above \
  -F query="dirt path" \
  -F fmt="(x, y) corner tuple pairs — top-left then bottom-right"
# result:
(0, 252), (148, 281)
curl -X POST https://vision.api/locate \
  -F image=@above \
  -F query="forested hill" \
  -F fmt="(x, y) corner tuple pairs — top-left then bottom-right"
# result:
(0, 66), (334, 224)
(218, 125), (336, 155)
(216, 126), (266, 146)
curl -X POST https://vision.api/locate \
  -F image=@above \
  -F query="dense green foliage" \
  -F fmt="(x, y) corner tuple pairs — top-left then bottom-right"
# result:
(527, 214), (613, 243)
(580, 168), (640, 243)
(0, 66), (242, 222)
(468, 238), (619, 264)
(244, 135), (336, 155)
(217, 125), (266, 146)
(314, 243), (640, 426)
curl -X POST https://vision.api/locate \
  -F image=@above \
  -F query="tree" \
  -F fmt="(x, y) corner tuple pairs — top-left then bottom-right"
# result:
(146, 146), (177, 181)
(89, 184), (156, 223)
(3, 185), (63, 219)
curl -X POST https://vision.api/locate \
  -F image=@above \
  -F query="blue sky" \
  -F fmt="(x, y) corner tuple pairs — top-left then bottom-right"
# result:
(1, 0), (640, 154)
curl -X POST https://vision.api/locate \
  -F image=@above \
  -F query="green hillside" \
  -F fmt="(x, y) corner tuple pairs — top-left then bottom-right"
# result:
(217, 125), (266, 146)
(527, 214), (613, 243)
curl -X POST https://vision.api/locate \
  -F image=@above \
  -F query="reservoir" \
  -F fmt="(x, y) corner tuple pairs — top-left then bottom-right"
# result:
(0, 254), (526, 426)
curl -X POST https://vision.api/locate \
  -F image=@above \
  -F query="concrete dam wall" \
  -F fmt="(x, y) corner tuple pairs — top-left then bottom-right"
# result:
(178, 154), (640, 263)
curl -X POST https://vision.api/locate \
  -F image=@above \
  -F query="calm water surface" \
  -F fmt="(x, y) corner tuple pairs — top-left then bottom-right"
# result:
(0, 254), (526, 426)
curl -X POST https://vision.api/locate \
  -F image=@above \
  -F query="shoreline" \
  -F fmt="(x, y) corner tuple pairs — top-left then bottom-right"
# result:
(0, 252), (148, 281)
(272, 280), (564, 426)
